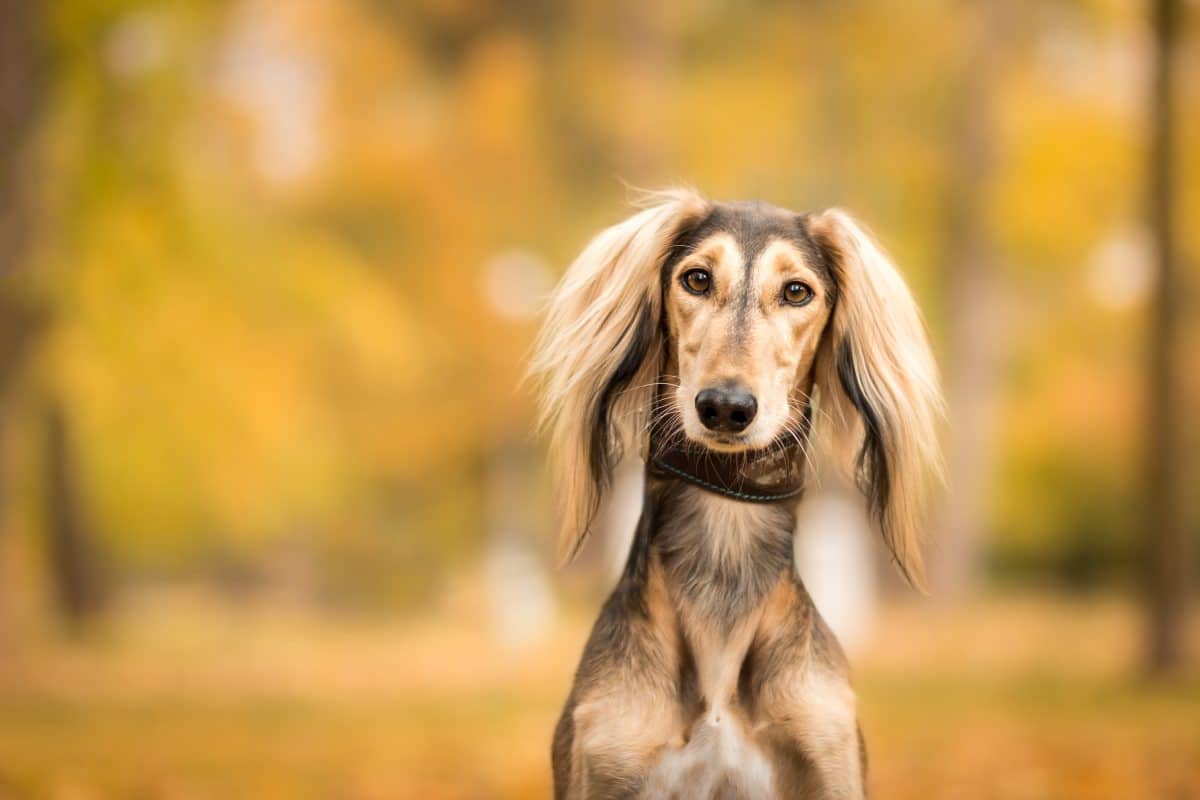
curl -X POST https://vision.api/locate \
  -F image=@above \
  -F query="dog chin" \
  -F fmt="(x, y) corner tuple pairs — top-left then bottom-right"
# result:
(683, 425), (773, 454)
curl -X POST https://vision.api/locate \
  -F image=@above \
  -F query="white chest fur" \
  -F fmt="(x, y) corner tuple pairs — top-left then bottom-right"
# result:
(643, 712), (776, 799)
(638, 493), (789, 798)
(645, 591), (778, 796)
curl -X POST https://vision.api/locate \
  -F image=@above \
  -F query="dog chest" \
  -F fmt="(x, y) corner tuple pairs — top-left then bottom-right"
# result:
(643, 712), (776, 799)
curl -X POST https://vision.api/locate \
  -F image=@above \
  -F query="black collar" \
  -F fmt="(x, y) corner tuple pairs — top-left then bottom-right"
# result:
(646, 413), (811, 504)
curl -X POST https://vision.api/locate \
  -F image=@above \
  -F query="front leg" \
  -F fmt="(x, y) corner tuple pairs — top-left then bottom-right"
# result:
(760, 668), (867, 800)
(554, 695), (634, 800)
(553, 568), (686, 796)
(554, 691), (683, 799)
(751, 584), (868, 799)
(792, 676), (866, 799)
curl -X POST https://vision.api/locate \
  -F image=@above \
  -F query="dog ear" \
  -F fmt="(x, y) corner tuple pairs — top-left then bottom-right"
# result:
(530, 188), (708, 563)
(809, 209), (944, 590)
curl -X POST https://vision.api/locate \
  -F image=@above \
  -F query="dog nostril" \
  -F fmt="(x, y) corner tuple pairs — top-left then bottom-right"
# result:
(726, 393), (757, 432)
(695, 387), (757, 434)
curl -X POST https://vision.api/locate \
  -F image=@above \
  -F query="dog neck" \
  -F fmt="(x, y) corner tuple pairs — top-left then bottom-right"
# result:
(647, 479), (798, 634)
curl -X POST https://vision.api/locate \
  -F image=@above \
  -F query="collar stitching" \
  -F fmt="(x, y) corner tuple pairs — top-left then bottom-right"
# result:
(650, 457), (805, 503)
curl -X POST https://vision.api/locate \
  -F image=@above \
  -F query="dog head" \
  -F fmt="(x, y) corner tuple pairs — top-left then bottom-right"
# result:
(530, 189), (942, 586)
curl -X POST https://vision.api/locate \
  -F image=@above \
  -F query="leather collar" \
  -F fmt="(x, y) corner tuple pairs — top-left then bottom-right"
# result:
(646, 409), (811, 504)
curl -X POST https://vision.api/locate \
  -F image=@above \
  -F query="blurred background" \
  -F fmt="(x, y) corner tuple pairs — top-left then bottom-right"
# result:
(0, 0), (1198, 797)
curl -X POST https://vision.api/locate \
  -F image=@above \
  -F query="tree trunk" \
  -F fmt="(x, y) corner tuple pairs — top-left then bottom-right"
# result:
(0, 0), (42, 278)
(0, 0), (47, 628)
(932, 1), (1007, 598)
(44, 400), (107, 630)
(1144, 0), (1186, 674)
(0, 4), (45, 376)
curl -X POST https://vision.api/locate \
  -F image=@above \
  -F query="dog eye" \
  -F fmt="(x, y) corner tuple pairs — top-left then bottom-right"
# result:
(681, 269), (711, 295)
(782, 281), (814, 306)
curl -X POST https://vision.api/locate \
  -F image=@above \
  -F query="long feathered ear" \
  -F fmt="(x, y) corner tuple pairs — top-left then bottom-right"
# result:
(810, 209), (944, 590)
(530, 188), (708, 563)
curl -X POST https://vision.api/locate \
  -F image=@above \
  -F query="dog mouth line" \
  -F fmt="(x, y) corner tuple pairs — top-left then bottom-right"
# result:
(683, 421), (774, 453)
(691, 431), (750, 450)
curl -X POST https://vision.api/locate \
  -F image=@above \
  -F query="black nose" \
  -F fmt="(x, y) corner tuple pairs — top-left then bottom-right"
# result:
(695, 386), (758, 433)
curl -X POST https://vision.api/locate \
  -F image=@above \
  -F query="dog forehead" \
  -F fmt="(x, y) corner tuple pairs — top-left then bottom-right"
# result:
(675, 201), (829, 282)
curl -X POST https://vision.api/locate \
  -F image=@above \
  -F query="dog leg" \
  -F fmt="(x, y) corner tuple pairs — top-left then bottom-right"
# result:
(563, 697), (674, 799)
(781, 674), (866, 800)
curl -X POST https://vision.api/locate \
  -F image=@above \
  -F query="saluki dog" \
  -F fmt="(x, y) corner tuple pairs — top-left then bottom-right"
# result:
(530, 189), (942, 799)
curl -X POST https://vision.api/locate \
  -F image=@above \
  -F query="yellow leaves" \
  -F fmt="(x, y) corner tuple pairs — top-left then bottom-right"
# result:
(995, 97), (1136, 271)
(459, 31), (539, 155)
(1, 594), (1197, 798)
(40, 176), (444, 560)
(26, 0), (1199, 580)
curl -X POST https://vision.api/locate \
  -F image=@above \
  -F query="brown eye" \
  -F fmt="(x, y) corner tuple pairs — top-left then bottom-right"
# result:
(682, 269), (711, 295)
(783, 281), (814, 306)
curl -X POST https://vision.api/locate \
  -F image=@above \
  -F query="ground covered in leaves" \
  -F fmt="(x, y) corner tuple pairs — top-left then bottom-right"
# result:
(0, 590), (1196, 799)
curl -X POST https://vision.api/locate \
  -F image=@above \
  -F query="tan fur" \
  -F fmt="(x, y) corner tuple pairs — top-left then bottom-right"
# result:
(539, 192), (942, 799)
(567, 558), (688, 797)
(567, 544), (862, 799)
(665, 235), (831, 454)
(528, 188), (708, 562)
(809, 210), (944, 589)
